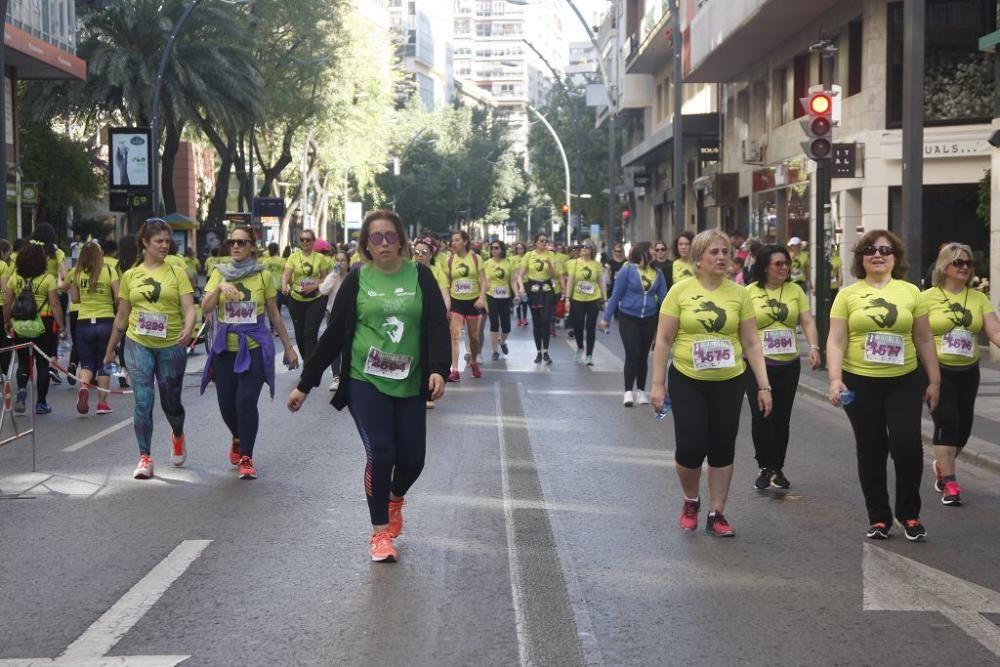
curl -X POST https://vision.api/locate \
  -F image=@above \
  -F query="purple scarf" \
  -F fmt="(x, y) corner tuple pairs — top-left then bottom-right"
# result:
(199, 316), (276, 398)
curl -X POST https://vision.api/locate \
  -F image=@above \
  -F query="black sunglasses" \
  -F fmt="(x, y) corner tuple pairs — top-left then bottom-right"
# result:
(226, 238), (252, 248)
(299, 236), (315, 242)
(951, 259), (973, 269)
(859, 245), (896, 257)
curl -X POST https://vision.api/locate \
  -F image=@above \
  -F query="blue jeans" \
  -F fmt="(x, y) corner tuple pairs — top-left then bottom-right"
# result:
(76, 318), (114, 375)
(124, 339), (187, 456)
(212, 348), (266, 457)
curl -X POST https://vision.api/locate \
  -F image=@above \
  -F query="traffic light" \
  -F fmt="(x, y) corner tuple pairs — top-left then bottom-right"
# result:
(799, 90), (833, 160)
(561, 204), (569, 225)
(622, 209), (631, 223)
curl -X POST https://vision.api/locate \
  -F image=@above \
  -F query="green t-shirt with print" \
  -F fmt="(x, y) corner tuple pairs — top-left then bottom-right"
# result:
(68, 264), (117, 320)
(484, 258), (514, 299)
(119, 263), (194, 349)
(746, 281), (811, 362)
(205, 268), (276, 352)
(566, 258), (604, 302)
(447, 252), (482, 301)
(285, 251), (331, 302)
(923, 286), (994, 367)
(672, 260), (694, 283)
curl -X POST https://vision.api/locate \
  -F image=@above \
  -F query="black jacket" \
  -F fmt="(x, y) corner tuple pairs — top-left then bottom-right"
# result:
(297, 262), (451, 410)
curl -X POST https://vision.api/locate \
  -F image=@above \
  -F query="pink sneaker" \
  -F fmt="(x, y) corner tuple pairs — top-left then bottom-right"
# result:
(95, 402), (113, 415)
(941, 480), (962, 506)
(470, 362), (482, 379)
(76, 387), (89, 415)
(679, 498), (700, 531)
(706, 512), (735, 537)
(447, 369), (460, 382)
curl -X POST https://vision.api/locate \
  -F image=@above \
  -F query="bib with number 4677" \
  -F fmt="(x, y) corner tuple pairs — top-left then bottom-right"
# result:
(864, 332), (905, 365)
(692, 339), (736, 371)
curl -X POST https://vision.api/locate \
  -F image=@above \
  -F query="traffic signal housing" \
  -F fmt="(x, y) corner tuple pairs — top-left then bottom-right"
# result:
(561, 204), (569, 225)
(800, 90), (833, 160)
(622, 209), (631, 223)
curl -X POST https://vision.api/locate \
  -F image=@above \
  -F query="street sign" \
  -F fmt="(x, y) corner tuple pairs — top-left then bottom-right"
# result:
(345, 201), (363, 231)
(253, 197), (285, 218)
(832, 144), (858, 178)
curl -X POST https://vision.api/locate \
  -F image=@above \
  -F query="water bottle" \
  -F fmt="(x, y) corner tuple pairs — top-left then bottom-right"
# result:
(839, 389), (855, 407)
(654, 399), (672, 420)
(602, 322), (612, 335)
(104, 362), (125, 377)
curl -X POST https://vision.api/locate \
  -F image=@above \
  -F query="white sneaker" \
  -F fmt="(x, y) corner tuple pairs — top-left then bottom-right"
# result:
(575, 349), (585, 364)
(133, 455), (154, 479)
(585, 355), (594, 366)
(623, 390), (634, 407)
(635, 390), (650, 405)
(329, 375), (340, 392)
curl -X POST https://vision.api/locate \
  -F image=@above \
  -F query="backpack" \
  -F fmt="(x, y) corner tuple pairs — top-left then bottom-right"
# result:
(11, 278), (44, 338)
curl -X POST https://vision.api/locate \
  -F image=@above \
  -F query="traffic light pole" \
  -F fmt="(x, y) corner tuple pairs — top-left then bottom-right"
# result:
(814, 158), (832, 366)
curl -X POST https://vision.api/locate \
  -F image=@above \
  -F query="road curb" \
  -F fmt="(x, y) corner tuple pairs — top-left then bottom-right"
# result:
(796, 383), (1000, 478)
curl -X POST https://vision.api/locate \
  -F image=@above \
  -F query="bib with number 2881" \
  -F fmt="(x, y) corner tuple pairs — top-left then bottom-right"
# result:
(762, 329), (797, 356)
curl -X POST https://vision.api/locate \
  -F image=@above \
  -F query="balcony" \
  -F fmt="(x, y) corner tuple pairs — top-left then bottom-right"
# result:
(625, 0), (672, 74)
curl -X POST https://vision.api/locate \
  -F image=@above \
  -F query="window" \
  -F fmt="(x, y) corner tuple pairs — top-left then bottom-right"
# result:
(847, 19), (863, 96)
(772, 67), (788, 126)
(792, 55), (809, 119)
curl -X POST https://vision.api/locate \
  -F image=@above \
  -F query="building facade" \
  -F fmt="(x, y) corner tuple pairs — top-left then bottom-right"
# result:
(389, 0), (455, 109)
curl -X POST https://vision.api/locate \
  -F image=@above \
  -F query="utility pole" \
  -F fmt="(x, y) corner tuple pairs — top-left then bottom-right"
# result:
(902, 0), (926, 283)
(667, 0), (684, 238)
(0, 0), (9, 241)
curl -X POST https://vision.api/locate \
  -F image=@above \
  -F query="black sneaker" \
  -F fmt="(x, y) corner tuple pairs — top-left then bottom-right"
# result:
(533, 352), (543, 364)
(67, 363), (77, 386)
(899, 519), (927, 542)
(118, 376), (129, 389)
(771, 470), (791, 489)
(543, 352), (552, 365)
(866, 522), (891, 539)
(500, 342), (509, 355)
(754, 468), (772, 490)
(48, 369), (62, 385)
(491, 352), (500, 361)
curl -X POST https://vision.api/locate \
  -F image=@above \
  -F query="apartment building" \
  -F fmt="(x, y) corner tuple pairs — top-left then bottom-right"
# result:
(682, 0), (996, 280)
(453, 0), (566, 152)
(595, 0), (719, 244)
(568, 40), (599, 86)
(389, 0), (455, 109)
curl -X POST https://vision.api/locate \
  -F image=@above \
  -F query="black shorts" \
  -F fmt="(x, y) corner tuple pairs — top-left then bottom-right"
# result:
(932, 363), (980, 447)
(450, 298), (483, 318)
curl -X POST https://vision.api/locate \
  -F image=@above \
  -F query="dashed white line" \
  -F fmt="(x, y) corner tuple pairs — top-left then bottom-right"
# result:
(62, 418), (134, 453)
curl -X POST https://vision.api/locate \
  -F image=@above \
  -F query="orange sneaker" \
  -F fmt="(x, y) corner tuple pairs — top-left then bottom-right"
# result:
(370, 531), (398, 563)
(388, 498), (405, 538)
(170, 433), (186, 467)
(238, 456), (257, 480)
(229, 437), (241, 466)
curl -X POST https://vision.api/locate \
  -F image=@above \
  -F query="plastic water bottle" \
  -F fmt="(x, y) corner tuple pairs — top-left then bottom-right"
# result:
(104, 362), (125, 377)
(654, 399), (672, 420)
(602, 323), (612, 335)
(839, 389), (855, 407)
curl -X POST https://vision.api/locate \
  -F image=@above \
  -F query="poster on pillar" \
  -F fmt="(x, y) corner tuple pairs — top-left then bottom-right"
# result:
(108, 128), (152, 189)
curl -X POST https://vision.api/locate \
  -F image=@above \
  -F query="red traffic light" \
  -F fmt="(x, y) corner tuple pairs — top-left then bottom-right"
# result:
(561, 205), (569, 214)
(622, 210), (631, 220)
(809, 94), (832, 115)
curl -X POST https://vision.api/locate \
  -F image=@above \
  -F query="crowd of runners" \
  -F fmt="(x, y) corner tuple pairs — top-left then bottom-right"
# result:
(1, 213), (995, 562)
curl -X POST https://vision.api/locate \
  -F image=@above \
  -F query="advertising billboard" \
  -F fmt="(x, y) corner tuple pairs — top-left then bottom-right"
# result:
(109, 128), (152, 189)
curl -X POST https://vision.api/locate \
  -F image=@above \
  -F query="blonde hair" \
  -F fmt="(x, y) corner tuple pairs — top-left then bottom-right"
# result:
(931, 242), (974, 288)
(689, 229), (732, 274)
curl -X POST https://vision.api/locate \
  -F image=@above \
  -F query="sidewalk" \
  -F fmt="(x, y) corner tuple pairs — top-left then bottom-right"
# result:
(795, 353), (1000, 476)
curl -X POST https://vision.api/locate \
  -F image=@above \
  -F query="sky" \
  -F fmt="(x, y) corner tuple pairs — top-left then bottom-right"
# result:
(562, 0), (609, 43)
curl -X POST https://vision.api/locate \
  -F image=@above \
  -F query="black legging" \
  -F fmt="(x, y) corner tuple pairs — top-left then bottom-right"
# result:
(618, 313), (657, 391)
(16, 317), (56, 403)
(487, 296), (512, 333)
(69, 311), (80, 366)
(527, 282), (554, 351)
(516, 298), (528, 322)
(213, 348), (266, 458)
(288, 297), (327, 363)
(745, 360), (801, 471)
(569, 299), (601, 355)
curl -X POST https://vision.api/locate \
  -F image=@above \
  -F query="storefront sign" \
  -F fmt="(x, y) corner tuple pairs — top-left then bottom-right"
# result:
(832, 144), (858, 178)
(882, 136), (991, 160)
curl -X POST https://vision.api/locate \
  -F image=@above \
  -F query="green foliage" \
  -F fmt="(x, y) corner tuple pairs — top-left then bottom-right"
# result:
(978, 169), (991, 229)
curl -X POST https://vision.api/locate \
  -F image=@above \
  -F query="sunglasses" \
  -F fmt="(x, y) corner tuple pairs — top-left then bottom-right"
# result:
(299, 237), (315, 243)
(413, 249), (429, 256)
(226, 238), (252, 248)
(654, 246), (667, 252)
(860, 245), (896, 257)
(951, 259), (973, 269)
(369, 231), (399, 246)
(771, 260), (789, 267)
(491, 245), (501, 250)
(537, 238), (548, 243)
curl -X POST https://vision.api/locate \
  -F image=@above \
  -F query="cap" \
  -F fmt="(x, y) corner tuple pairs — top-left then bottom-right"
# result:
(788, 237), (802, 246)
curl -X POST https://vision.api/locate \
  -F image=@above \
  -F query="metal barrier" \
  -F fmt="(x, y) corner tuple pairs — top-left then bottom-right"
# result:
(0, 342), (38, 472)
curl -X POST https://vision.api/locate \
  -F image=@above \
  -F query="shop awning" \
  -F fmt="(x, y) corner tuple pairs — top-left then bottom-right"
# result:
(164, 212), (199, 230)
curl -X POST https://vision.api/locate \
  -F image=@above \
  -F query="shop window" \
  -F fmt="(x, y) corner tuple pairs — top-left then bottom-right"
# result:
(886, 0), (996, 127)
(772, 67), (788, 127)
(847, 19), (863, 96)
(792, 55), (809, 119)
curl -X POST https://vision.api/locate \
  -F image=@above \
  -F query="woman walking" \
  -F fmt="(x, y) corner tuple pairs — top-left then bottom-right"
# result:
(67, 242), (119, 415)
(827, 230), (939, 541)
(924, 243), (1000, 506)
(565, 241), (605, 366)
(672, 231), (695, 283)
(518, 234), (559, 364)
(484, 240), (514, 361)
(287, 210), (449, 562)
(103, 219), (196, 480)
(745, 244), (821, 490)
(445, 230), (487, 380)
(201, 226), (298, 479)
(599, 242), (667, 406)
(650, 230), (772, 536)
(281, 229), (331, 363)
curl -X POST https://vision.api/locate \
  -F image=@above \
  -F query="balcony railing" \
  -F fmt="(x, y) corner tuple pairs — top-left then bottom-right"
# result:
(640, 0), (670, 45)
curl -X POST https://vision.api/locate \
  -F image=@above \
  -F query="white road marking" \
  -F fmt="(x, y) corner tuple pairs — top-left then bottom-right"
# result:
(0, 657), (189, 666)
(525, 389), (622, 396)
(494, 383), (531, 667)
(62, 418), (134, 453)
(863, 543), (1000, 657)
(563, 338), (621, 370)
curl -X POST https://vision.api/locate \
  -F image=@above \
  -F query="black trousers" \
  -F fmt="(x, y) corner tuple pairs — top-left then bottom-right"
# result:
(842, 370), (925, 523)
(932, 364), (979, 447)
(69, 311), (80, 366)
(16, 317), (56, 403)
(288, 297), (327, 363)
(527, 282), (554, 351)
(745, 360), (801, 471)
(670, 365), (744, 469)
(618, 313), (657, 391)
(569, 299), (601, 355)
(487, 296), (512, 334)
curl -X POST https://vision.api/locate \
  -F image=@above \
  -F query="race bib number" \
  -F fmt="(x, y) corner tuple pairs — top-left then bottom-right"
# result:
(136, 311), (168, 339)
(941, 329), (975, 358)
(299, 278), (317, 290)
(691, 339), (736, 371)
(530, 283), (541, 293)
(864, 333), (905, 365)
(454, 279), (473, 295)
(364, 347), (413, 381)
(222, 300), (257, 324)
(762, 329), (797, 356)
(492, 286), (510, 299)
(577, 281), (596, 295)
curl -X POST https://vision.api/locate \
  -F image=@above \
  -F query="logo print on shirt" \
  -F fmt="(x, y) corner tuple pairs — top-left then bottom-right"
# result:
(582, 266), (593, 280)
(493, 266), (506, 280)
(864, 298), (898, 328)
(938, 298), (973, 328)
(236, 283), (252, 301)
(139, 276), (162, 303)
(533, 259), (545, 273)
(760, 296), (789, 324)
(457, 262), (470, 278)
(302, 261), (314, 277)
(640, 272), (652, 291)
(694, 300), (727, 333)
(382, 316), (405, 344)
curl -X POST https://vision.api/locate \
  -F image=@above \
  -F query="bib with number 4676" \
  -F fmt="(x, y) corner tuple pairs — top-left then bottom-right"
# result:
(940, 329), (974, 358)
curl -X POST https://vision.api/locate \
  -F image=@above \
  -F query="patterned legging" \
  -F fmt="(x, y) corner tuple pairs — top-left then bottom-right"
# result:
(124, 339), (187, 456)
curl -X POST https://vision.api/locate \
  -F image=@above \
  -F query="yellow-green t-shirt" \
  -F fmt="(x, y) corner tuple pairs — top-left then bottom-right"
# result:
(830, 279), (927, 377)
(924, 286), (994, 367)
(430, 263), (448, 290)
(104, 256), (121, 278)
(661, 278), (755, 381)
(262, 256), (285, 290)
(672, 260), (694, 283)
(433, 251), (450, 275)
(566, 258), (604, 302)
(205, 268), (276, 352)
(483, 258), (514, 299)
(8, 272), (56, 317)
(68, 264), (117, 320)
(119, 263), (194, 349)
(46, 248), (66, 279)
(746, 281), (810, 363)
(790, 252), (809, 284)
(830, 253), (842, 289)
(285, 251), (331, 302)
(553, 254), (570, 293)
(522, 250), (557, 283)
(446, 252), (482, 301)
(185, 256), (200, 276)
(204, 256), (221, 276)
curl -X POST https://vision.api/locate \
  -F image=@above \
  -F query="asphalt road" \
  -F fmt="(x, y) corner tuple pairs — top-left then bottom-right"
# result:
(1, 317), (999, 666)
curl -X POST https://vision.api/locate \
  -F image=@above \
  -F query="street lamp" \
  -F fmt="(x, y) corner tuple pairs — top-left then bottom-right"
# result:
(150, 0), (252, 217)
(526, 104), (571, 246)
(0, 0), (10, 240)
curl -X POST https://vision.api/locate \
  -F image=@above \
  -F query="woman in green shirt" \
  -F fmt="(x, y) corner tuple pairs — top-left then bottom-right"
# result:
(484, 240), (514, 361)
(565, 241), (606, 365)
(67, 242), (119, 416)
(923, 243), (1000, 507)
(288, 210), (450, 563)
(827, 229), (940, 541)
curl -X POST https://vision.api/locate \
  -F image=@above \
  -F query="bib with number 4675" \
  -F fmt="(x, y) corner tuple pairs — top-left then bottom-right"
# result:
(692, 339), (736, 371)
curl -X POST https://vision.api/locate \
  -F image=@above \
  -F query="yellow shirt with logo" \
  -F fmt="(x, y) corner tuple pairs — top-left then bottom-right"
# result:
(285, 251), (331, 302)
(446, 252), (482, 301)
(9, 272), (56, 317)
(566, 258), (604, 302)
(522, 250), (557, 283)
(672, 260), (694, 283)
(661, 278), (754, 381)
(68, 264), (117, 320)
(104, 256), (121, 278)
(484, 258), (514, 299)
(205, 268), (276, 352)
(923, 286), (994, 367)
(746, 281), (810, 363)
(830, 279), (927, 377)
(119, 262), (194, 349)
